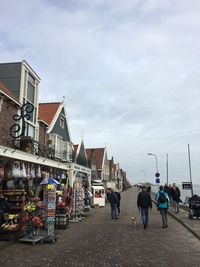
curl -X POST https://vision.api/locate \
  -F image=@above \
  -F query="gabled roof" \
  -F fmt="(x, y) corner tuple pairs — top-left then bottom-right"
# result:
(38, 101), (72, 142)
(0, 81), (19, 104)
(73, 144), (78, 157)
(87, 148), (105, 170)
(38, 102), (61, 125)
(85, 148), (95, 159)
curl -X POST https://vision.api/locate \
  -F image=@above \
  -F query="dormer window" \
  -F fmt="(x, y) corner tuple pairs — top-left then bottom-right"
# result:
(60, 116), (65, 129)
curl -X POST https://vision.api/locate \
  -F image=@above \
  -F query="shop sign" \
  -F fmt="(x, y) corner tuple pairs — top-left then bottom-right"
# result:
(182, 182), (192, 190)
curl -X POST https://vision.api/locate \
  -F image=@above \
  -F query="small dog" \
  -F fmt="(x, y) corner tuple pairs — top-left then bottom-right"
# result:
(131, 216), (137, 225)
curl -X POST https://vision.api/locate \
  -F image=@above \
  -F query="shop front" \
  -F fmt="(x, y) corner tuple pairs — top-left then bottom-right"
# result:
(0, 145), (69, 242)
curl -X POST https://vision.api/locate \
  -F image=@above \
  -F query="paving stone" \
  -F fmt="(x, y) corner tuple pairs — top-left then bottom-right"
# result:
(0, 187), (200, 266)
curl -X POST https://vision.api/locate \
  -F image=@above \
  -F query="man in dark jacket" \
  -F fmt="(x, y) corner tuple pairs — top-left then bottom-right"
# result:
(171, 183), (181, 213)
(137, 186), (152, 229)
(106, 188), (118, 219)
(114, 189), (121, 215)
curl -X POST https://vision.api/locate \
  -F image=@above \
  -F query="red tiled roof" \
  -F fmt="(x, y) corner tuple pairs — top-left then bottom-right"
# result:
(87, 148), (105, 169)
(85, 148), (93, 159)
(0, 81), (18, 102)
(73, 144), (78, 156)
(38, 102), (61, 125)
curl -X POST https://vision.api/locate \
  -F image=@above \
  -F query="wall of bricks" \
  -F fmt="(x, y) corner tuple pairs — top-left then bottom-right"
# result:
(0, 98), (18, 147)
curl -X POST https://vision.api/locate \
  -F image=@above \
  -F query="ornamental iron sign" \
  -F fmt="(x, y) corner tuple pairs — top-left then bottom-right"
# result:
(10, 102), (34, 139)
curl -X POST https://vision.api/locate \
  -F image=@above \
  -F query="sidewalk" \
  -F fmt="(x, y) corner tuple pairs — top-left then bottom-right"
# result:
(167, 206), (200, 239)
(151, 192), (200, 240)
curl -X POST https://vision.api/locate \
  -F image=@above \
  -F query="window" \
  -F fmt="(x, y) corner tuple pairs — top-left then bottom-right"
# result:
(60, 117), (65, 129)
(27, 73), (35, 103)
(25, 123), (35, 139)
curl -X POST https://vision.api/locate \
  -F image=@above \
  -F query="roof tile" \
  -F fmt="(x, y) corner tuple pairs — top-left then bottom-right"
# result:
(38, 102), (61, 125)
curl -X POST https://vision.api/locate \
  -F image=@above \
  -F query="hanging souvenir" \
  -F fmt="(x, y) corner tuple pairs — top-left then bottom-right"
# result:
(56, 170), (61, 179)
(36, 165), (42, 178)
(12, 161), (21, 178)
(0, 165), (5, 179)
(53, 169), (57, 179)
(7, 179), (14, 189)
(6, 163), (12, 179)
(26, 163), (31, 180)
(61, 172), (66, 179)
(30, 164), (35, 178)
(21, 162), (27, 179)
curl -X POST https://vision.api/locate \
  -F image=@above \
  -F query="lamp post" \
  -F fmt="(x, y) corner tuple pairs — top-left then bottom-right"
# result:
(188, 144), (194, 197)
(147, 153), (158, 173)
(166, 153), (169, 185)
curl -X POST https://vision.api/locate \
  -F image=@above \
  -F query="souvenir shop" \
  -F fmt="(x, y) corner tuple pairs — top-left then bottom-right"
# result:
(66, 163), (92, 222)
(0, 146), (69, 242)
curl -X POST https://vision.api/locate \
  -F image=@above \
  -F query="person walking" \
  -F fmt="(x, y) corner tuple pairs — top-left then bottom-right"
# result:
(171, 183), (181, 213)
(115, 189), (121, 215)
(156, 185), (170, 228)
(137, 186), (152, 229)
(106, 188), (118, 219)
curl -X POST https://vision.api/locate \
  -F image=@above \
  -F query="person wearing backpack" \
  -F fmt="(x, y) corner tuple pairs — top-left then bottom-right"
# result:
(155, 185), (170, 228)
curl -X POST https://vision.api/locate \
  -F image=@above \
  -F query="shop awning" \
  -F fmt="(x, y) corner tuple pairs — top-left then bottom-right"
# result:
(0, 145), (69, 171)
(92, 185), (104, 190)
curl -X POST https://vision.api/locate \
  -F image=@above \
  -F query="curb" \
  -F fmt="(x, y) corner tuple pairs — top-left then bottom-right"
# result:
(167, 210), (200, 240)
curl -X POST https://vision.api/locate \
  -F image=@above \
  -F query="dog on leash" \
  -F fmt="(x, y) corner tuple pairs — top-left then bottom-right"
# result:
(131, 216), (137, 225)
(131, 211), (140, 225)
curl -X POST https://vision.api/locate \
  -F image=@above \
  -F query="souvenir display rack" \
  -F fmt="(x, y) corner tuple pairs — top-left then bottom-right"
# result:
(0, 190), (26, 240)
(1, 190), (26, 213)
(70, 179), (85, 222)
(55, 207), (68, 229)
(42, 185), (57, 243)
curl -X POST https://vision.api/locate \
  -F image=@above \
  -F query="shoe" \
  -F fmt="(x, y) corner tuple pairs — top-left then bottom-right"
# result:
(162, 226), (165, 228)
(166, 225), (168, 228)
(144, 224), (147, 229)
(115, 217), (119, 220)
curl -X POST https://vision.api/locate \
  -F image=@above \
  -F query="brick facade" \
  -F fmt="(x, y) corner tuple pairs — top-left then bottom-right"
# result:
(0, 98), (18, 147)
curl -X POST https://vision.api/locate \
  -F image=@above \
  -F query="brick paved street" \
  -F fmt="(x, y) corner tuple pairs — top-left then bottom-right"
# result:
(0, 187), (200, 267)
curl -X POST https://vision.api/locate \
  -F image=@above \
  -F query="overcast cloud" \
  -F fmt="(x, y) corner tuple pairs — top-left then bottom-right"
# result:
(1, 0), (200, 185)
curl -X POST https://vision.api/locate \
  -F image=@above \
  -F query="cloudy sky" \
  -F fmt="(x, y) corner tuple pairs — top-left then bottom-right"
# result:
(1, 0), (200, 186)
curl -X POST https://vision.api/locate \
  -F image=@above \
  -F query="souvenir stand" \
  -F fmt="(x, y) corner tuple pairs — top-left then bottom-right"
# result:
(55, 183), (69, 229)
(70, 179), (85, 222)
(39, 177), (58, 243)
(91, 185), (106, 207)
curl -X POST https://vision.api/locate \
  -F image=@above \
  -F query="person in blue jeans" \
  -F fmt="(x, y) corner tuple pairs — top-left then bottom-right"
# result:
(156, 185), (170, 228)
(106, 188), (118, 219)
(137, 186), (152, 229)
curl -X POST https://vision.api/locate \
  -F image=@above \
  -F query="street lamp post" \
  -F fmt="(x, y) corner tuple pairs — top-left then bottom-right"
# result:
(147, 153), (158, 173)
(166, 153), (169, 185)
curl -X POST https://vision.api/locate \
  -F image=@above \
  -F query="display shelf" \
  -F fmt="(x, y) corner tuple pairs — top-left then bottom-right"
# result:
(1, 190), (26, 214)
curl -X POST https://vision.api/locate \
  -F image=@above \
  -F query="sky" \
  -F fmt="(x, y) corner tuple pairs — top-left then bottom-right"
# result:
(1, 0), (200, 185)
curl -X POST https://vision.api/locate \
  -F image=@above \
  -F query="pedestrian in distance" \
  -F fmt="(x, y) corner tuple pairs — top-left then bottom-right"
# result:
(114, 188), (121, 215)
(156, 185), (170, 228)
(146, 186), (151, 195)
(106, 188), (118, 220)
(171, 183), (181, 213)
(137, 186), (152, 229)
